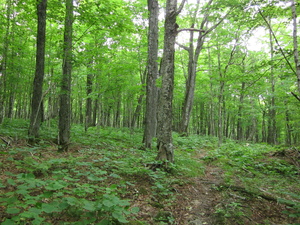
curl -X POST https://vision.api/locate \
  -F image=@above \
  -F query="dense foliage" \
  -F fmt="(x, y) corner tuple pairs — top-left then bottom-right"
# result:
(0, 0), (299, 145)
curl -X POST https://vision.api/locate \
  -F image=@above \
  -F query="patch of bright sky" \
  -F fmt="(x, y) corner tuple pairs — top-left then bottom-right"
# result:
(245, 27), (268, 52)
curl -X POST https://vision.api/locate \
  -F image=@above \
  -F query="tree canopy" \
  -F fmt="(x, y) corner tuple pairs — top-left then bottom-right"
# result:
(0, 0), (299, 147)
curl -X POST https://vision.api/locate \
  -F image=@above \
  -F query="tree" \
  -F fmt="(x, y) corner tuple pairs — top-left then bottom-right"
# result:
(291, 0), (300, 100)
(58, 0), (73, 152)
(0, 0), (12, 124)
(28, 0), (48, 143)
(143, 0), (159, 149)
(177, 0), (230, 136)
(155, 0), (186, 164)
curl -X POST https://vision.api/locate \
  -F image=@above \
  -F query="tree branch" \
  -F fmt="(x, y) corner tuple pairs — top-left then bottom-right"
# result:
(177, 28), (205, 33)
(253, 0), (297, 76)
(291, 92), (300, 102)
(175, 41), (190, 51)
(176, 0), (186, 15)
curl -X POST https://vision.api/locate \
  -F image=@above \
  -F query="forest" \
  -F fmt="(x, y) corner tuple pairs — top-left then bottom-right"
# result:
(0, 0), (300, 224)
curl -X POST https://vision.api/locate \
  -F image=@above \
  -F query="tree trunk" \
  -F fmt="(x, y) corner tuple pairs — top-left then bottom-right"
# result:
(58, 0), (73, 152)
(179, 0), (209, 135)
(237, 82), (245, 141)
(156, 0), (185, 163)
(267, 22), (276, 145)
(143, 0), (159, 149)
(85, 72), (93, 131)
(0, 0), (12, 124)
(28, 0), (47, 143)
(285, 105), (292, 146)
(291, 0), (300, 97)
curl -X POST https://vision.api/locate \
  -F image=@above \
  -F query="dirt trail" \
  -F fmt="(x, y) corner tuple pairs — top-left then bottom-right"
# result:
(171, 161), (224, 224)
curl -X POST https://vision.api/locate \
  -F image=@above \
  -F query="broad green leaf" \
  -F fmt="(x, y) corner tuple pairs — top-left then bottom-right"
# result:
(45, 181), (67, 190)
(7, 178), (16, 185)
(42, 202), (61, 213)
(97, 219), (110, 225)
(6, 207), (20, 214)
(103, 200), (113, 207)
(2, 219), (14, 225)
(82, 200), (96, 211)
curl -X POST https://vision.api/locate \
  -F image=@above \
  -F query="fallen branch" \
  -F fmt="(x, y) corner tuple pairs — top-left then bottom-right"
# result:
(217, 184), (296, 207)
(0, 136), (12, 148)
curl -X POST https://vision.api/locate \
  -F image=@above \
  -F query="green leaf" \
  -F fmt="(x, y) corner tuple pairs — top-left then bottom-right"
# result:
(6, 207), (21, 214)
(131, 207), (139, 213)
(42, 201), (61, 213)
(103, 199), (113, 207)
(4, 196), (18, 204)
(2, 219), (14, 225)
(82, 200), (96, 211)
(64, 196), (79, 206)
(112, 211), (128, 223)
(7, 178), (16, 185)
(97, 219), (110, 225)
(45, 181), (67, 190)
(28, 207), (43, 215)
(42, 203), (57, 213)
(16, 188), (28, 195)
(31, 216), (45, 225)
(0, 181), (6, 188)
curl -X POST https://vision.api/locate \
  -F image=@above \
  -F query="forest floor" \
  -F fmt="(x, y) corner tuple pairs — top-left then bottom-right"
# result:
(0, 121), (300, 225)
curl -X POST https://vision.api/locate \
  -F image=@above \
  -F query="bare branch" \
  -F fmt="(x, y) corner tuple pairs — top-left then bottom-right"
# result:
(177, 28), (205, 33)
(204, 9), (232, 36)
(253, 0), (297, 76)
(176, 0), (186, 15)
(291, 92), (300, 102)
(175, 41), (190, 51)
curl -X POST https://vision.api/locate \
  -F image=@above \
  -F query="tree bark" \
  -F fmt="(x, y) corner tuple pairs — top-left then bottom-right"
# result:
(58, 0), (73, 152)
(85, 71), (93, 131)
(143, 0), (159, 149)
(178, 0), (208, 136)
(267, 23), (276, 144)
(237, 82), (245, 141)
(156, 0), (185, 163)
(291, 0), (300, 97)
(0, 0), (12, 124)
(28, 0), (47, 143)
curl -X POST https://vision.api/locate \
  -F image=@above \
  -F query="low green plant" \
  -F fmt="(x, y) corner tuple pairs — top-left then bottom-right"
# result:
(279, 192), (300, 219)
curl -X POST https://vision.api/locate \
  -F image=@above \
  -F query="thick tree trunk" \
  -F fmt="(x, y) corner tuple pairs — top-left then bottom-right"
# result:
(156, 0), (185, 163)
(143, 0), (159, 149)
(58, 0), (73, 152)
(0, 0), (12, 124)
(28, 0), (47, 143)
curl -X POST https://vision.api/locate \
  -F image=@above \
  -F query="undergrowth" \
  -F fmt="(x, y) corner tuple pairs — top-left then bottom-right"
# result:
(203, 140), (300, 222)
(1, 119), (299, 224)
(0, 119), (205, 224)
